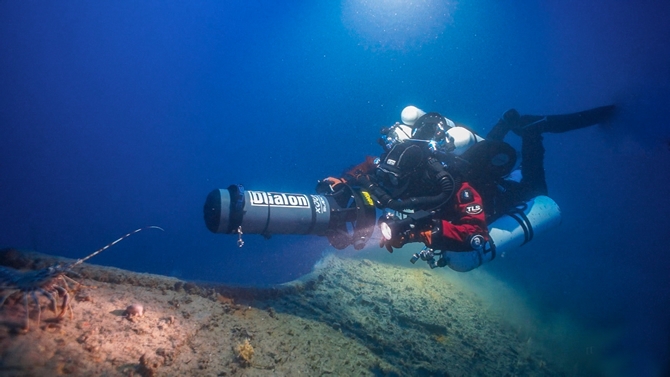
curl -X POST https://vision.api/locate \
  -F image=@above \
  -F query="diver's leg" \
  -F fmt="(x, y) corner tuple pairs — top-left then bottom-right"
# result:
(520, 130), (548, 198)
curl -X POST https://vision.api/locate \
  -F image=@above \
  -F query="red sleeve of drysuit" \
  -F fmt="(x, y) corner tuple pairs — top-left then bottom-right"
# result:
(343, 156), (377, 179)
(437, 182), (489, 251)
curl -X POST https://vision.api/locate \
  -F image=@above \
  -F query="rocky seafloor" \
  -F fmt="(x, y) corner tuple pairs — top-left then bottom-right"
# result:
(0, 247), (604, 376)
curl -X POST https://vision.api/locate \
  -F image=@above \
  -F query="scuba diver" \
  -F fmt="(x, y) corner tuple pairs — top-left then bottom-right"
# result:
(318, 104), (616, 269)
(204, 104), (616, 271)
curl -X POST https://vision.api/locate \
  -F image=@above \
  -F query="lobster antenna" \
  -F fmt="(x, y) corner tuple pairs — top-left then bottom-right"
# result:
(74, 226), (164, 266)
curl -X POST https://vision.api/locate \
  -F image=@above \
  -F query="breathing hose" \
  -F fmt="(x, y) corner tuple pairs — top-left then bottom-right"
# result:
(356, 158), (457, 212)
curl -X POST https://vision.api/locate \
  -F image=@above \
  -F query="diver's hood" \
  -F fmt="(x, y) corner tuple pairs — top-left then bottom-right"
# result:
(376, 142), (427, 198)
(412, 112), (454, 141)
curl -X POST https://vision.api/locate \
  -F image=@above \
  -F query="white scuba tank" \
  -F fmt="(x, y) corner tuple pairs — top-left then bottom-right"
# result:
(445, 126), (485, 155)
(443, 195), (561, 272)
(401, 105), (426, 126)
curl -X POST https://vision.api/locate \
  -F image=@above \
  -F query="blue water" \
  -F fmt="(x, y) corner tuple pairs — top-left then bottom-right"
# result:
(1, 1), (669, 375)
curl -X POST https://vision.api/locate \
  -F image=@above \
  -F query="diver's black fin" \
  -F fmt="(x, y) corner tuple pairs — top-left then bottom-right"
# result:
(518, 105), (616, 134)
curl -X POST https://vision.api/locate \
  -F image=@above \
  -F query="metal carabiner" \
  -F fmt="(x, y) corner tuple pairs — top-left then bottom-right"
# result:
(236, 226), (244, 248)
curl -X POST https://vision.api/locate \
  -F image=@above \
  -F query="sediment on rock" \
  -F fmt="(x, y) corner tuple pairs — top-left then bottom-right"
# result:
(0, 249), (594, 376)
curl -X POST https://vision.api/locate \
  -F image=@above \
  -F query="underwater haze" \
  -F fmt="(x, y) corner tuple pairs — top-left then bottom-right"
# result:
(1, 0), (669, 376)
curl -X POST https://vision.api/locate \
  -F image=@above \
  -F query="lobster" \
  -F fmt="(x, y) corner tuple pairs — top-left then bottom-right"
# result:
(0, 226), (163, 331)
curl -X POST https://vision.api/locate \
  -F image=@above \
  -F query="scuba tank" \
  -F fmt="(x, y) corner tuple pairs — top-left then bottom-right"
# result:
(439, 195), (561, 272)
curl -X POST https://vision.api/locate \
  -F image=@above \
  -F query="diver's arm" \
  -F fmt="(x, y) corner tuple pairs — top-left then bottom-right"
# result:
(421, 182), (489, 252)
(342, 156), (378, 180)
(316, 156), (378, 193)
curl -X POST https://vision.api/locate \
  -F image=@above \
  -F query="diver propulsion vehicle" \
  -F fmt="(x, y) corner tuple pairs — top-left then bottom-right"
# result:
(203, 185), (561, 272)
(203, 184), (378, 250)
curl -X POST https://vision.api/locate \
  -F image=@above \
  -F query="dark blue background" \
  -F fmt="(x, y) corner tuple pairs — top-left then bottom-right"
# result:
(1, 1), (669, 375)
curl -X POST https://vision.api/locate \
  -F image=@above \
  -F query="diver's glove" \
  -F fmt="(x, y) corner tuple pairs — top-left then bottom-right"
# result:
(418, 219), (442, 249)
(315, 177), (347, 194)
(379, 233), (410, 253)
(378, 211), (434, 253)
(379, 226), (425, 253)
